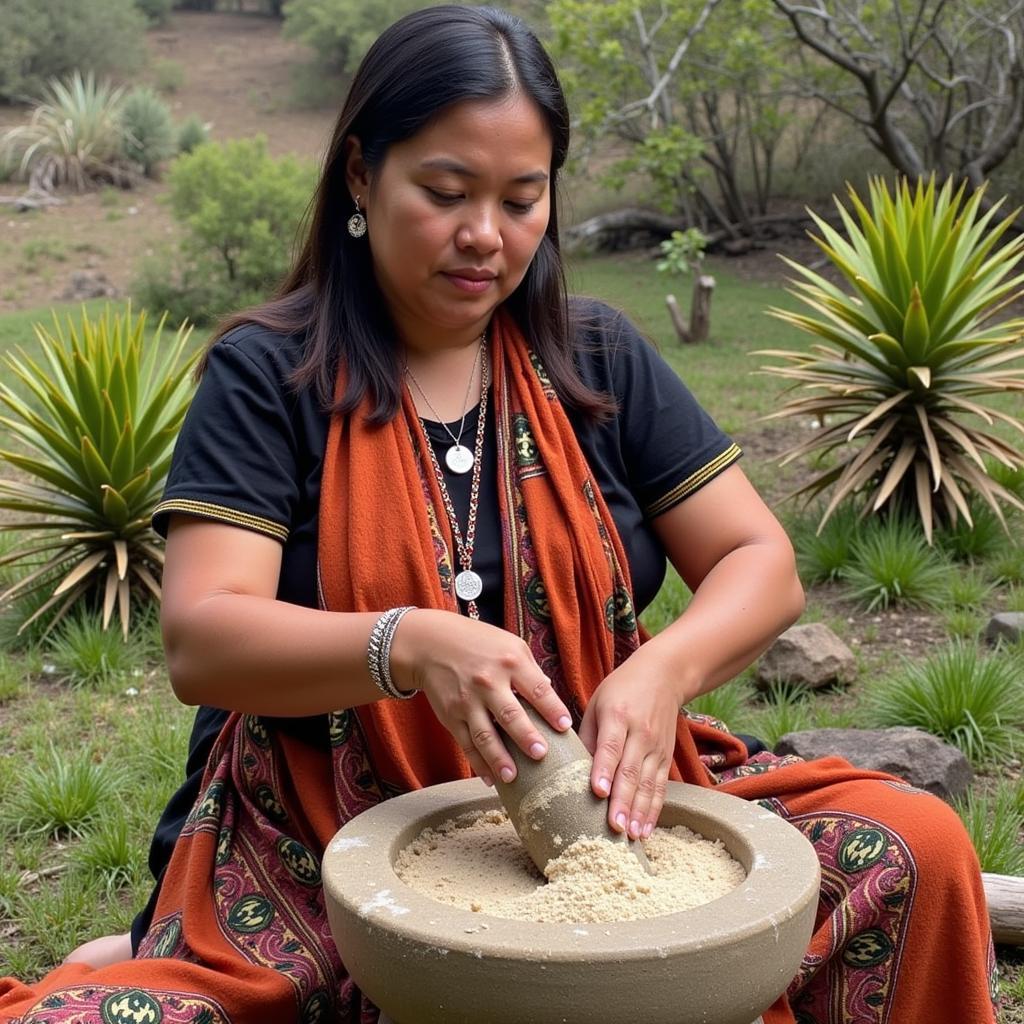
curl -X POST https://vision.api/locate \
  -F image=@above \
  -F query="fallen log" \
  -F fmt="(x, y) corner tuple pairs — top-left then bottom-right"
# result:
(564, 208), (844, 254)
(0, 192), (64, 211)
(984, 872), (1024, 946)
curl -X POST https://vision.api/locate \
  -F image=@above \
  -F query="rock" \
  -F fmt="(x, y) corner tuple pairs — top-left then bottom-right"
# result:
(774, 727), (973, 802)
(755, 622), (856, 691)
(983, 611), (1024, 647)
(60, 270), (117, 301)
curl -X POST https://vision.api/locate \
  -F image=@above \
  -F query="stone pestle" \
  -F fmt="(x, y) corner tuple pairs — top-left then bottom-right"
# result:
(493, 703), (652, 876)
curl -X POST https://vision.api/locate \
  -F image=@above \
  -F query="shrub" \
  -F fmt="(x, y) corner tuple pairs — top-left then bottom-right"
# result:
(120, 86), (176, 177)
(758, 176), (1024, 543)
(283, 0), (422, 72)
(0, 71), (129, 191)
(0, 306), (198, 638)
(942, 566), (995, 610)
(865, 642), (1024, 765)
(157, 136), (316, 320)
(135, 0), (173, 24)
(990, 547), (1024, 587)
(0, 0), (145, 104)
(153, 58), (186, 95)
(176, 114), (209, 154)
(842, 515), (950, 611)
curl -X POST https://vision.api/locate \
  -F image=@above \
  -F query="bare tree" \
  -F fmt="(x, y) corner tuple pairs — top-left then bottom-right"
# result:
(773, 0), (1024, 188)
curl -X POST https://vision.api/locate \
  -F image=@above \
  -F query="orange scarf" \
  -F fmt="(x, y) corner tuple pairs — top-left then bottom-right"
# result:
(317, 308), (745, 792)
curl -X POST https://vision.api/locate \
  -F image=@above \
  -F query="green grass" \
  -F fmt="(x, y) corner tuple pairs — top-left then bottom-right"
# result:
(842, 516), (952, 611)
(956, 782), (1024, 875)
(568, 253), (805, 434)
(864, 642), (1024, 766)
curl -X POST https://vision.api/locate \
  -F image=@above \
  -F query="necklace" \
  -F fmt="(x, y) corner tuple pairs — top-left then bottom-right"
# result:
(418, 351), (490, 617)
(405, 334), (485, 474)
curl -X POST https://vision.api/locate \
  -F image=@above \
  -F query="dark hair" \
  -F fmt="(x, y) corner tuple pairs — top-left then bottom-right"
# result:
(207, 5), (613, 422)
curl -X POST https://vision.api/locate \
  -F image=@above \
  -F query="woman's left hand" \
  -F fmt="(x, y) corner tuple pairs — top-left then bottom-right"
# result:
(577, 663), (680, 840)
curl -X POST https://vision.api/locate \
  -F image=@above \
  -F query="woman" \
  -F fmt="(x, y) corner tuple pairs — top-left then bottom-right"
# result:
(0, 6), (997, 1023)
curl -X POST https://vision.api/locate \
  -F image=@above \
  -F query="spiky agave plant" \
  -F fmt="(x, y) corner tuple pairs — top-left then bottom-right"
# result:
(758, 176), (1024, 542)
(0, 306), (197, 638)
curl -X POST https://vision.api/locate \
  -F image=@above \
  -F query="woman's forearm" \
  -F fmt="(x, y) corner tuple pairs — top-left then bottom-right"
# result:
(164, 595), (386, 715)
(634, 540), (805, 705)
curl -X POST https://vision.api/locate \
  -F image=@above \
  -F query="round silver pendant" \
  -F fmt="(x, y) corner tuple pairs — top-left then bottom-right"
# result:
(445, 444), (474, 474)
(455, 570), (483, 602)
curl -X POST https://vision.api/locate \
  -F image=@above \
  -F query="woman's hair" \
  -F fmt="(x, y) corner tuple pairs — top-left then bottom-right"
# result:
(208, 4), (614, 422)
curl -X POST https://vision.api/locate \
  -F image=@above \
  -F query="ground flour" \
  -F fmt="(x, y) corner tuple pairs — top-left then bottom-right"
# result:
(394, 809), (745, 923)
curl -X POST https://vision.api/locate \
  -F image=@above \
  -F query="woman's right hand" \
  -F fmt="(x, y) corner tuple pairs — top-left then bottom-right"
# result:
(389, 609), (572, 786)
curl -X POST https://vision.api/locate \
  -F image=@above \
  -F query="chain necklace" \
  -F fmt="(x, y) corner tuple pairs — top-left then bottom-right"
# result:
(405, 334), (485, 474)
(417, 348), (490, 618)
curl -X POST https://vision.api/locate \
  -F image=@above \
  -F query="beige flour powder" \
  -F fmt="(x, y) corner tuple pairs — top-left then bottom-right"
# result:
(394, 809), (745, 924)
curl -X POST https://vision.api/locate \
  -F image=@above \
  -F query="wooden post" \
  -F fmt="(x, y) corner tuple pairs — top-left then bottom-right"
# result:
(665, 294), (691, 343)
(689, 273), (716, 343)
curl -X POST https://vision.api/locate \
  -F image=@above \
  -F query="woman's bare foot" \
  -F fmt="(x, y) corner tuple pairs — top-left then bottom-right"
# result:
(62, 931), (132, 968)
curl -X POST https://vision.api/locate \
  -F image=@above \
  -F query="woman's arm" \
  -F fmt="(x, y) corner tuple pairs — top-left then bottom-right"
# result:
(161, 514), (571, 783)
(579, 464), (804, 839)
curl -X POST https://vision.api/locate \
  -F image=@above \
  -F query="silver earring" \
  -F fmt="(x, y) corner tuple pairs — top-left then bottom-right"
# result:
(347, 195), (367, 238)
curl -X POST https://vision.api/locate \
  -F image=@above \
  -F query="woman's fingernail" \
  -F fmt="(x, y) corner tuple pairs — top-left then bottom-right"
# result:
(482, 774), (494, 787)
(596, 777), (611, 796)
(614, 811), (626, 830)
(529, 741), (546, 759)
(500, 766), (515, 783)
(642, 822), (654, 839)
(629, 819), (640, 838)
(557, 715), (572, 730)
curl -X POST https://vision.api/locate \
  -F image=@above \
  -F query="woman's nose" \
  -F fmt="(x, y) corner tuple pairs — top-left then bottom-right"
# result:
(456, 204), (502, 254)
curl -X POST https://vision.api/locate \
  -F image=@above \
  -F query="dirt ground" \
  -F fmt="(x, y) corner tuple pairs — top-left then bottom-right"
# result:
(0, 11), (336, 314)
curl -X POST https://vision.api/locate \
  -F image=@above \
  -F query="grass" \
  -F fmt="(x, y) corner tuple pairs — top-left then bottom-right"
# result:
(864, 642), (1024, 766)
(842, 515), (952, 611)
(956, 782), (1024, 876)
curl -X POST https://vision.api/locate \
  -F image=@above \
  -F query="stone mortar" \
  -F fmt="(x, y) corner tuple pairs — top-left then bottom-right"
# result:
(323, 779), (820, 1024)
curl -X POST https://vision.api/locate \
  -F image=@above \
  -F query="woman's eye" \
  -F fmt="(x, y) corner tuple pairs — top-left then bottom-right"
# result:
(427, 189), (461, 204)
(506, 200), (537, 214)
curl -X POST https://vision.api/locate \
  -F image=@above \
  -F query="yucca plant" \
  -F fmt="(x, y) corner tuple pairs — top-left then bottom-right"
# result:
(120, 86), (176, 178)
(758, 176), (1024, 543)
(0, 306), (197, 638)
(0, 71), (128, 192)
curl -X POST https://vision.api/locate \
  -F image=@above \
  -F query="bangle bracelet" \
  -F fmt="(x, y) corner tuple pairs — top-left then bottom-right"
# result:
(368, 606), (418, 699)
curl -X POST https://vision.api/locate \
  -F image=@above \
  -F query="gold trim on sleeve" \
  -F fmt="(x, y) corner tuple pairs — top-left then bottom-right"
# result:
(152, 499), (289, 542)
(646, 443), (743, 519)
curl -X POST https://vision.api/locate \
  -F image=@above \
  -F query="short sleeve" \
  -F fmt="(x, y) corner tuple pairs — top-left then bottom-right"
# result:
(608, 312), (742, 519)
(151, 331), (299, 542)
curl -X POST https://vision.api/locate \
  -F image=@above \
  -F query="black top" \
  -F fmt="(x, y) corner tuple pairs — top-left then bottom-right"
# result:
(132, 299), (741, 949)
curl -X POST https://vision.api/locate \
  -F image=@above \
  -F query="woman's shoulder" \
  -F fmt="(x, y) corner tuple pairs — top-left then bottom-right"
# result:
(199, 321), (314, 403)
(567, 295), (658, 394)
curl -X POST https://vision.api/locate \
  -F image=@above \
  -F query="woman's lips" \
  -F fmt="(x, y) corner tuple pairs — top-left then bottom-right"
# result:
(442, 272), (496, 293)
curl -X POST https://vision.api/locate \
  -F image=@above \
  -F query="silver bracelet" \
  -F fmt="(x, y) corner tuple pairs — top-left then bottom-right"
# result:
(368, 606), (417, 699)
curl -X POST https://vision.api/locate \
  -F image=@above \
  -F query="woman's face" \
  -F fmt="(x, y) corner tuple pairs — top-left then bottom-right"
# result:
(347, 93), (553, 352)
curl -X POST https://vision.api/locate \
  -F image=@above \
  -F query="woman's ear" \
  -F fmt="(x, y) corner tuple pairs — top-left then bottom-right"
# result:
(344, 135), (371, 201)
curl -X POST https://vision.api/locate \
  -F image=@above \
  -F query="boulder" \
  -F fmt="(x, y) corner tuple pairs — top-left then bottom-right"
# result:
(755, 622), (856, 691)
(984, 611), (1024, 647)
(774, 727), (973, 802)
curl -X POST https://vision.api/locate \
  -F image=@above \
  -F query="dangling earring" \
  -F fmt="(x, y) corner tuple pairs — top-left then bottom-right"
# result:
(347, 195), (367, 238)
